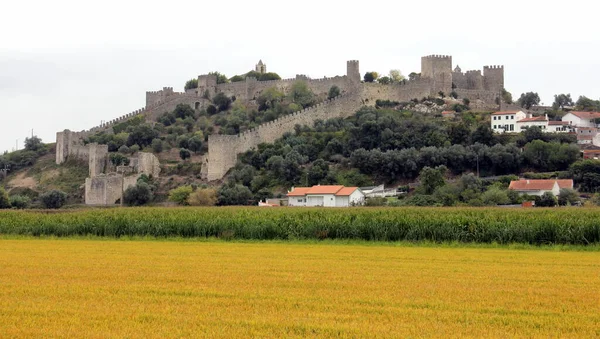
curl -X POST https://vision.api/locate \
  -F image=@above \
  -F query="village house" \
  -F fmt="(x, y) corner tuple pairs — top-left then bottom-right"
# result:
(562, 111), (600, 128)
(508, 179), (574, 197)
(287, 185), (365, 207)
(491, 111), (527, 133)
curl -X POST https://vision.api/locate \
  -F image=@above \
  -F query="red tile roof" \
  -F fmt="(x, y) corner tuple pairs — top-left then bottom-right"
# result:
(335, 187), (358, 196)
(509, 179), (573, 191)
(568, 111), (600, 120)
(517, 116), (547, 122)
(578, 135), (594, 140)
(286, 187), (311, 197)
(548, 121), (569, 125)
(306, 185), (344, 195)
(492, 110), (522, 115)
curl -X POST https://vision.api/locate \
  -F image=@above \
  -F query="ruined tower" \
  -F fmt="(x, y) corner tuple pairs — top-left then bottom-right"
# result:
(197, 74), (218, 99)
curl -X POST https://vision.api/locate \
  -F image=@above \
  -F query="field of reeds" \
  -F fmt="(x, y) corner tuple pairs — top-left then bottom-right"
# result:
(0, 239), (598, 338)
(1, 207), (600, 244)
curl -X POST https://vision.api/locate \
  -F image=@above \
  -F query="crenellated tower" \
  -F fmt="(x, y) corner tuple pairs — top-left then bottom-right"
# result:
(346, 60), (360, 85)
(483, 65), (504, 92)
(421, 55), (453, 94)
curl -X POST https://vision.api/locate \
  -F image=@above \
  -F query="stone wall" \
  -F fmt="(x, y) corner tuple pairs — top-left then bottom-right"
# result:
(85, 174), (124, 205)
(455, 89), (500, 110)
(207, 93), (364, 180)
(483, 66), (504, 92)
(421, 55), (453, 94)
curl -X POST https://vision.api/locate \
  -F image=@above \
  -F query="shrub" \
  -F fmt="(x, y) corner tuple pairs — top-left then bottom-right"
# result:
(9, 195), (30, 209)
(0, 187), (10, 209)
(40, 190), (68, 209)
(123, 182), (153, 206)
(168, 186), (193, 206)
(109, 153), (130, 166)
(537, 192), (557, 207)
(187, 188), (218, 206)
(206, 105), (217, 115)
(327, 85), (341, 99)
(151, 139), (163, 153)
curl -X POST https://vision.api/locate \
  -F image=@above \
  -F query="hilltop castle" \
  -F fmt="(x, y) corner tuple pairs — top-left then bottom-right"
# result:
(56, 55), (506, 204)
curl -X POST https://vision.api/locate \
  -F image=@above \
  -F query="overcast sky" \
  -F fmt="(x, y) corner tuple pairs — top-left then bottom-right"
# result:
(1, 0), (599, 153)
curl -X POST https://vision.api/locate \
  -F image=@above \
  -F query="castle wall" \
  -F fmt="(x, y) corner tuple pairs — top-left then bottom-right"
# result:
(452, 72), (467, 90)
(421, 55), (453, 94)
(132, 152), (161, 177)
(207, 94), (364, 180)
(361, 78), (433, 103)
(484, 66), (504, 92)
(455, 89), (500, 110)
(466, 70), (484, 90)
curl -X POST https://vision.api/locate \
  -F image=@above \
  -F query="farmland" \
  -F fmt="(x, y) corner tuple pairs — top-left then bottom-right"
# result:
(1, 207), (600, 244)
(0, 239), (599, 338)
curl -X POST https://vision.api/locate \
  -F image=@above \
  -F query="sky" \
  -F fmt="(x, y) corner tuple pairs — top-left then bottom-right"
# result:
(1, 0), (599, 153)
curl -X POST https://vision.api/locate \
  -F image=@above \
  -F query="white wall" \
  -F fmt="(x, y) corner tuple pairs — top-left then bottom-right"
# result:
(349, 190), (365, 206)
(563, 113), (595, 128)
(491, 111), (526, 133)
(335, 196), (349, 207)
(288, 197), (306, 207)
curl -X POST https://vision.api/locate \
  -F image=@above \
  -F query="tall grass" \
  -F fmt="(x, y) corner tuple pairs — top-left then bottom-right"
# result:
(1, 207), (599, 244)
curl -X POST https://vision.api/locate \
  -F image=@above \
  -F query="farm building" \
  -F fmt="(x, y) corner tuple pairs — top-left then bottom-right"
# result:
(287, 185), (365, 207)
(508, 179), (574, 196)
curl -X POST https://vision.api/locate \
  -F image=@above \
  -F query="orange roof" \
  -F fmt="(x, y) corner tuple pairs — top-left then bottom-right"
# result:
(568, 111), (600, 120)
(286, 187), (311, 197)
(509, 179), (573, 191)
(548, 121), (569, 125)
(335, 187), (358, 196)
(492, 110), (522, 115)
(578, 135), (594, 140)
(517, 116), (547, 122)
(306, 185), (344, 195)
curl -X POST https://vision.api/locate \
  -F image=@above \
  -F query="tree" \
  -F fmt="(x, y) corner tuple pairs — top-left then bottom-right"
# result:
(168, 185), (193, 205)
(558, 188), (579, 206)
(230, 75), (245, 82)
(570, 160), (600, 192)
(151, 139), (163, 153)
(208, 71), (228, 84)
(187, 188), (217, 206)
(123, 182), (153, 206)
(378, 76), (391, 85)
(481, 187), (510, 206)
(0, 187), (10, 209)
(257, 87), (284, 111)
(408, 72), (420, 81)
(212, 93), (232, 112)
(206, 105), (217, 115)
(327, 85), (341, 99)
(501, 88), (513, 104)
(471, 124), (495, 146)
(188, 136), (203, 153)
(575, 96), (600, 111)
(173, 104), (195, 119)
(184, 78), (198, 90)
(109, 153), (130, 166)
(553, 93), (574, 110)
(126, 124), (159, 148)
(389, 69), (404, 83)
(289, 81), (315, 108)
(179, 148), (191, 161)
(24, 136), (45, 153)
(518, 92), (541, 109)
(537, 192), (557, 207)
(363, 72), (378, 83)
(307, 159), (329, 186)
(40, 190), (67, 209)
(217, 183), (253, 205)
(258, 72), (281, 81)
(419, 166), (447, 194)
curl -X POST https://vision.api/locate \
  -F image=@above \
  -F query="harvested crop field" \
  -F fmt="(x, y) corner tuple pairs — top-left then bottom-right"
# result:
(0, 239), (599, 338)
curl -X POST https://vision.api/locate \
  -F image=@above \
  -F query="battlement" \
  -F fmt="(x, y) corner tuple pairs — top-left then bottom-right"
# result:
(466, 70), (482, 75)
(484, 65), (504, 70)
(423, 55), (452, 60)
(347, 60), (359, 64)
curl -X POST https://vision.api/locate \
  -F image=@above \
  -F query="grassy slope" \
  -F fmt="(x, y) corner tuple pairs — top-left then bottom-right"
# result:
(0, 239), (598, 337)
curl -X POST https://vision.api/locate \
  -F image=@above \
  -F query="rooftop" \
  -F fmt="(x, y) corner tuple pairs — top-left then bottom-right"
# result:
(287, 185), (360, 196)
(517, 116), (547, 123)
(509, 179), (573, 191)
(492, 110), (523, 115)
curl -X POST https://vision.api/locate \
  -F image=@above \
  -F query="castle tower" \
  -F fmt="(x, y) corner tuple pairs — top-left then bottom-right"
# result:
(255, 60), (267, 74)
(197, 74), (218, 98)
(483, 65), (504, 92)
(346, 60), (360, 85)
(421, 55), (453, 94)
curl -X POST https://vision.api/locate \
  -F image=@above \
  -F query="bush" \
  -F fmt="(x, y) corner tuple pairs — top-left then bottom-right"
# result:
(558, 188), (580, 206)
(187, 188), (218, 206)
(537, 192), (557, 207)
(151, 139), (163, 153)
(109, 153), (130, 166)
(213, 93), (232, 112)
(9, 195), (30, 209)
(168, 186), (193, 206)
(0, 187), (10, 209)
(328, 85), (341, 99)
(206, 105), (217, 115)
(481, 187), (510, 206)
(40, 190), (68, 209)
(123, 182), (153, 206)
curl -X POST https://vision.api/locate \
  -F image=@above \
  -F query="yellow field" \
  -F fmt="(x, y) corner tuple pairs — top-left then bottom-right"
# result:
(0, 240), (599, 338)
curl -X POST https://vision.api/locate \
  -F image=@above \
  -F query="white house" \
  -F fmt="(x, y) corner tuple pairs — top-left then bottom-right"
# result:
(286, 185), (365, 207)
(548, 121), (572, 133)
(508, 179), (573, 197)
(491, 110), (527, 133)
(562, 111), (600, 128)
(516, 115), (548, 132)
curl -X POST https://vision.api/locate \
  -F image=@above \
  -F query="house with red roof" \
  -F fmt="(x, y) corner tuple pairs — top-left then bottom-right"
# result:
(491, 110), (526, 133)
(508, 179), (574, 196)
(562, 111), (600, 128)
(287, 185), (365, 207)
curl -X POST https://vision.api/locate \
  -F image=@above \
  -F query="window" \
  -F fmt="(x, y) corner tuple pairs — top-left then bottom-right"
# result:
(510, 125), (514, 131)
(493, 116), (496, 120)
(511, 116), (514, 119)
(297, 199), (303, 203)
(493, 125), (496, 129)
(505, 116), (509, 120)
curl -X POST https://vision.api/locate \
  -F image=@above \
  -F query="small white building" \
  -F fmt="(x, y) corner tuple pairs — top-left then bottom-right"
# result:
(287, 185), (365, 207)
(508, 179), (573, 197)
(562, 111), (600, 128)
(516, 115), (548, 132)
(491, 110), (527, 133)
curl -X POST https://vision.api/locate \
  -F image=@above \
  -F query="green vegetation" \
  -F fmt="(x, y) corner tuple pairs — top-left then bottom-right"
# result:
(1, 207), (599, 244)
(40, 190), (67, 209)
(518, 92), (541, 109)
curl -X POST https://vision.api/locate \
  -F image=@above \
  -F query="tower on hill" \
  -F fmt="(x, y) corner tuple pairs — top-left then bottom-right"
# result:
(255, 60), (267, 74)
